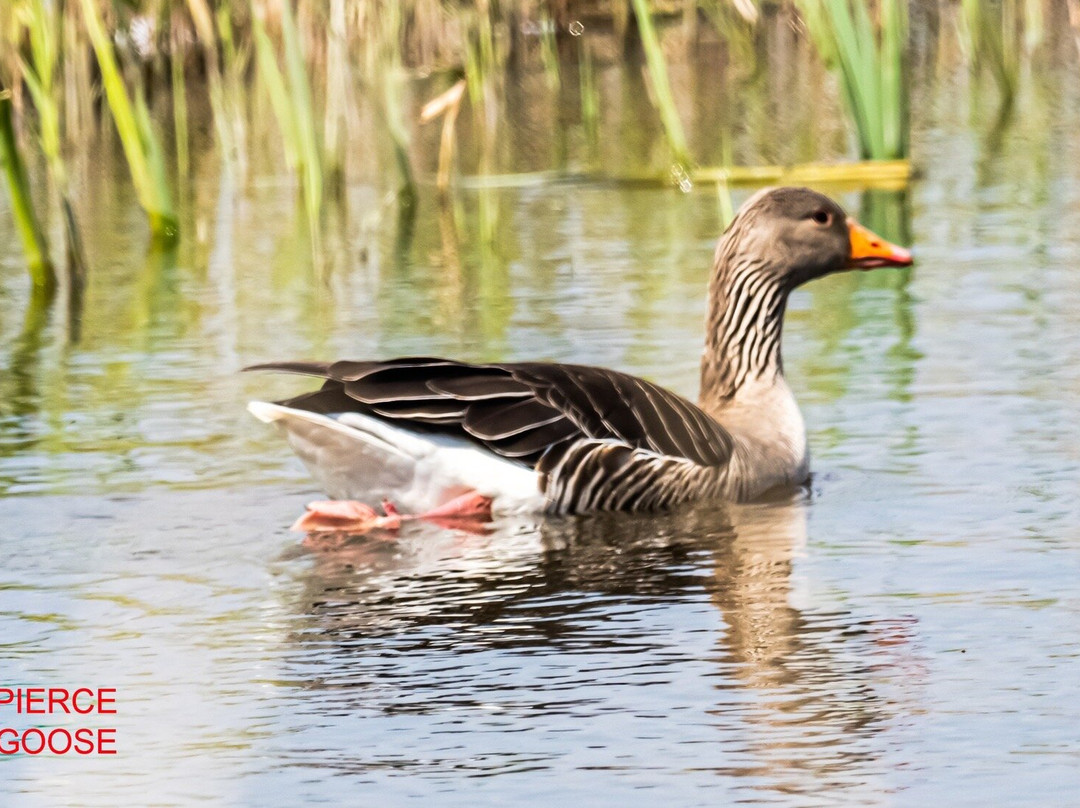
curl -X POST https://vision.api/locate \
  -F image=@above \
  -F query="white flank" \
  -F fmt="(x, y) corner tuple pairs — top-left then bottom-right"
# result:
(247, 401), (546, 514)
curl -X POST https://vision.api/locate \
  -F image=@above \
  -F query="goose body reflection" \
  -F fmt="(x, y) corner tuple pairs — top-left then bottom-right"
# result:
(279, 499), (921, 799)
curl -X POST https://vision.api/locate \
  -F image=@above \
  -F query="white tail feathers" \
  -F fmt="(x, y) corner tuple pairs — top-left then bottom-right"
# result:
(248, 402), (544, 514)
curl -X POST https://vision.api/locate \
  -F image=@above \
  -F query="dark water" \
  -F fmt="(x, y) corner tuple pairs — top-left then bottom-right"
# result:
(3, 19), (1080, 807)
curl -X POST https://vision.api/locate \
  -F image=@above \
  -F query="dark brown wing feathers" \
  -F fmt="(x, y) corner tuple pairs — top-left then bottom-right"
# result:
(245, 357), (733, 470)
(463, 398), (565, 440)
(508, 364), (731, 466)
(244, 360), (333, 377)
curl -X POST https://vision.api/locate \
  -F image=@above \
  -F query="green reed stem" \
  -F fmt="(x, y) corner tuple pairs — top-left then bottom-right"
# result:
(323, 0), (347, 193)
(960, 0), (1018, 106)
(799, 0), (908, 160)
(0, 92), (56, 292)
(539, 12), (560, 91)
(20, 0), (87, 285)
(282, 2), (322, 243)
(185, 0), (242, 173)
(578, 36), (599, 160)
(715, 136), (735, 228)
(379, 2), (416, 206)
(252, 0), (322, 251)
(80, 0), (177, 240)
(252, 7), (300, 167)
(170, 21), (190, 186)
(629, 0), (691, 168)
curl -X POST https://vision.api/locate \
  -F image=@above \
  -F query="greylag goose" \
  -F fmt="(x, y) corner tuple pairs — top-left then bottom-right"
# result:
(247, 187), (912, 518)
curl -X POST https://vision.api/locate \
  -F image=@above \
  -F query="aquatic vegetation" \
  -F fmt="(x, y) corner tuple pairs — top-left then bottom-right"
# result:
(323, 0), (348, 193)
(577, 35), (600, 162)
(359, 0), (418, 212)
(169, 12), (190, 188)
(0, 0), (1045, 288)
(79, 0), (177, 241)
(699, 0), (760, 68)
(0, 91), (55, 292)
(629, 0), (691, 168)
(959, 0), (1041, 110)
(798, 0), (909, 160)
(695, 159), (910, 188)
(462, 2), (502, 246)
(252, 0), (322, 251)
(17, 0), (86, 286)
(278, 0), (322, 237)
(185, 0), (246, 175)
(420, 78), (467, 193)
(538, 11), (560, 91)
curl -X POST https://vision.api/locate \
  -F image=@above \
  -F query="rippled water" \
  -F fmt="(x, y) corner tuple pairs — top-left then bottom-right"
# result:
(3, 19), (1080, 808)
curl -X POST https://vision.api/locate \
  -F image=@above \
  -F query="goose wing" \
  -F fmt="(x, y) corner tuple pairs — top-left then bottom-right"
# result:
(245, 358), (734, 475)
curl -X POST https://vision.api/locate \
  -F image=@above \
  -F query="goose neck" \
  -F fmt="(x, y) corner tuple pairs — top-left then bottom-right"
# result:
(699, 256), (790, 408)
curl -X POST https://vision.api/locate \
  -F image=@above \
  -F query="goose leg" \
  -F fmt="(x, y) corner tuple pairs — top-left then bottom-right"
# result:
(291, 500), (403, 533)
(291, 491), (493, 536)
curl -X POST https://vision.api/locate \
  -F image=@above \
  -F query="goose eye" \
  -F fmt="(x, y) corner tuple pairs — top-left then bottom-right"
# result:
(811, 210), (832, 225)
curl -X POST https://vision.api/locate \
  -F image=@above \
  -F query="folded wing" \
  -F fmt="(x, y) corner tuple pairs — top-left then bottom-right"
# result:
(246, 357), (735, 511)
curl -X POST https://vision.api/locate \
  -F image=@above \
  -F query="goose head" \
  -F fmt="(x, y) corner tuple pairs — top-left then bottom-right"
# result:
(715, 186), (913, 290)
(702, 187), (914, 404)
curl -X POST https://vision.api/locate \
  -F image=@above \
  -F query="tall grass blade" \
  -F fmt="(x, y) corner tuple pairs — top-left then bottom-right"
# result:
(373, 0), (416, 207)
(0, 91), (56, 292)
(960, 0), (1018, 107)
(799, 0), (909, 160)
(700, 0), (759, 66)
(215, 6), (251, 172)
(20, 0), (87, 287)
(715, 136), (735, 228)
(539, 11), (560, 91)
(79, 0), (177, 240)
(134, 91), (177, 238)
(578, 36), (600, 162)
(251, 7), (301, 168)
(185, 0), (243, 174)
(280, 0), (322, 244)
(251, 0), (322, 253)
(324, 0), (348, 194)
(463, 5), (500, 246)
(630, 0), (691, 168)
(170, 9), (190, 188)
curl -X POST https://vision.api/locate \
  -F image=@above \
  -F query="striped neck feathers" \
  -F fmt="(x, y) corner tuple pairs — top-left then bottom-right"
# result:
(700, 235), (793, 406)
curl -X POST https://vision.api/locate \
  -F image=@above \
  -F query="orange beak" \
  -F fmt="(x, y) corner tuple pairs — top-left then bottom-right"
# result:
(846, 218), (913, 269)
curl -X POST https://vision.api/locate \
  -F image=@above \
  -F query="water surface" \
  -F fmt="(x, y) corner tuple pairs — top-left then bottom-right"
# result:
(2, 20), (1080, 807)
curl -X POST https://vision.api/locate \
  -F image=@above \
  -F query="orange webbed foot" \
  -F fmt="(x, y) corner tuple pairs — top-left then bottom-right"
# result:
(291, 500), (403, 534)
(291, 492), (493, 538)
